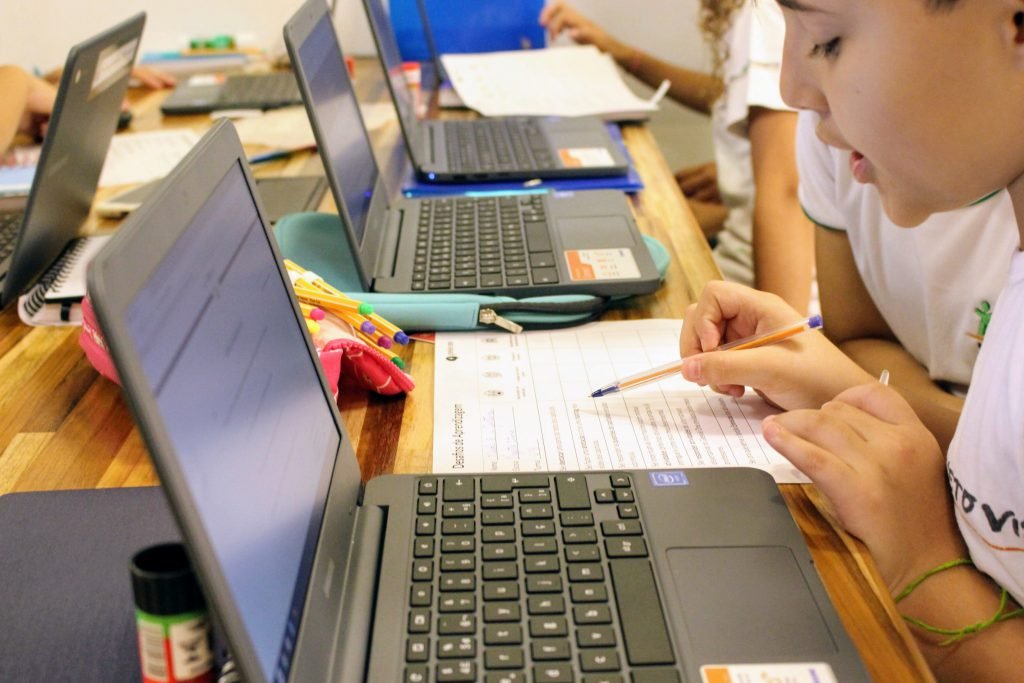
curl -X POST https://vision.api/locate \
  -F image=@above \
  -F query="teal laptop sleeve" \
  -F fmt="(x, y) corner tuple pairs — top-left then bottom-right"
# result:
(273, 211), (669, 332)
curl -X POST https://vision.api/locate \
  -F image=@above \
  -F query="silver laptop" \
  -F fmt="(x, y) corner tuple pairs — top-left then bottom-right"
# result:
(285, 0), (658, 298)
(0, 13), (144, 309)
(360, 0), (628, 183)
(88, 119), (870, 683)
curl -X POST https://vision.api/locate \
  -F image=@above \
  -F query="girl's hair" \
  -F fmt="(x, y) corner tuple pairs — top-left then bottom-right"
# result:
(699, 0), (745, 82)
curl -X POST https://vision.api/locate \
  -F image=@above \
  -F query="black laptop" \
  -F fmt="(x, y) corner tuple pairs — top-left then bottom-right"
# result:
(0, 13), (144, 310)
(360, 0), (628, 182)
(285, 0), (659, 298)
(160, 71), (301, 116)
(87, 118), (870, 683)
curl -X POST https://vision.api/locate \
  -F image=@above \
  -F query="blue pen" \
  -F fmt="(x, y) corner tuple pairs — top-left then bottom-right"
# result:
(590, 314), (824, 398)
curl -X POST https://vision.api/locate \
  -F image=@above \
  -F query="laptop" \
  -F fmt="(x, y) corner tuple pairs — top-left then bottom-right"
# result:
(360, 0), (628, 182)
(285, 0), (659, 297)
(408, 0), (464, 109)
(88, 119), (871, 683)
(0, 13), (145, 310)
(96, 174), (328, 224)
(160, 71), (301, 116)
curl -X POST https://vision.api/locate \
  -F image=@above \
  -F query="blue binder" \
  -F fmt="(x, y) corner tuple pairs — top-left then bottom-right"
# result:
(391, 0), (546, 62)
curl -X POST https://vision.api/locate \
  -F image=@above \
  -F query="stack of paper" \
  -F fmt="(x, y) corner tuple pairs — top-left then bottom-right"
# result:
(441, 45), (664, 121)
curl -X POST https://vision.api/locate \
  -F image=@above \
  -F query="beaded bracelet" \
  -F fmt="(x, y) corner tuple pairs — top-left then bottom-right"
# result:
(895, 558), (1024, 646)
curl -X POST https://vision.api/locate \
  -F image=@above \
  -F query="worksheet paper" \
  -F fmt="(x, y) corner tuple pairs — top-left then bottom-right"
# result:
(433, 320), (806, 483)
(440, 45), (660, 120)
(98, 129), (201, 187)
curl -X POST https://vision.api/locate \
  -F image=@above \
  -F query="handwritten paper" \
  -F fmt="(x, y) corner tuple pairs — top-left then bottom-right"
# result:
(433, 320), (806, 483)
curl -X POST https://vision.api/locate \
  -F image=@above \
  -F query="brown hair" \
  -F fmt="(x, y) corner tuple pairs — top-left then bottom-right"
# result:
(699, 0), (746, 82)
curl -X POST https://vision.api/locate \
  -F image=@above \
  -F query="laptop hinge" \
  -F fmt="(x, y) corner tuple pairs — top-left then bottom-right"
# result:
(328, 504), (386, 682)
(374, 209), (403, 280)
(426, 126), (437, 165)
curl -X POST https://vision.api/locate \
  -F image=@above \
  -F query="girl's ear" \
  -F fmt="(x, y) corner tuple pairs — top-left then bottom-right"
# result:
(1007, 2), (1024, 68)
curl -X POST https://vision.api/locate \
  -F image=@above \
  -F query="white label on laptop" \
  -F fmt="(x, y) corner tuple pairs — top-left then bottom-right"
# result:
(91, 38), (139, 96)
(559, 147), (616, 168)
(187, 74), (226, 87)
(701, 662), (838, 683)
(565, 248), (641, 281)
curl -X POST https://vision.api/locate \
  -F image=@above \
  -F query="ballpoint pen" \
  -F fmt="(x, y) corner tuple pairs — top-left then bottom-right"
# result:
(590, 314), (824, 398)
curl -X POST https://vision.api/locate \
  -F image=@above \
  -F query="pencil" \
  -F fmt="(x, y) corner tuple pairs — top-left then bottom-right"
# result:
(590, 314), (824, 398)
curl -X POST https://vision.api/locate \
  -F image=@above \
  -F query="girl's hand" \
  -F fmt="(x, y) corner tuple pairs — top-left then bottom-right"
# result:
(679, 280), (872, 409)
(764, 382), (964, 589)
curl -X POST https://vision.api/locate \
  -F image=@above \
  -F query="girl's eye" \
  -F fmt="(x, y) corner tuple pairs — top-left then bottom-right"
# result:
(809, 37), (841, 59)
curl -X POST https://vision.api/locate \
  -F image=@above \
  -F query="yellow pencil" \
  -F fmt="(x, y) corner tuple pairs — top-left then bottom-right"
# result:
(590, 315), (824, 397)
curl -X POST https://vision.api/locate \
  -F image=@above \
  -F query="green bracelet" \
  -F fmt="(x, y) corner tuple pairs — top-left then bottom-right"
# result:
(903, 588), (1008, 646)
(895, 558), (1024, 646)
(894, 558), (973, 603)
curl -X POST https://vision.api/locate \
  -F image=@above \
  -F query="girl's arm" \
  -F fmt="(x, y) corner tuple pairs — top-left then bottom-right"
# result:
(748, 107), (815, 312)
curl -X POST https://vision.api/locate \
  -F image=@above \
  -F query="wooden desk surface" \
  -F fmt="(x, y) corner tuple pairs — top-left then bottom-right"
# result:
(0, 63), (932, 682)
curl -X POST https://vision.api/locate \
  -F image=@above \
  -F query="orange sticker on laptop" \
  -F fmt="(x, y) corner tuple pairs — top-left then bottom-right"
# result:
(701, 663), (838, 683)
(565, 249), (641, 281)
(558, 147), (616, 168)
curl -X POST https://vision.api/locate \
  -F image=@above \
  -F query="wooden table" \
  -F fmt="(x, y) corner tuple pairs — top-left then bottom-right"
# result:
(0, 62), (933, 682)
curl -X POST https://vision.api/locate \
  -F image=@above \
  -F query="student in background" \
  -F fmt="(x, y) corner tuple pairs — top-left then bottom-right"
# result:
(540, 1), (816, 314)
(798, 109), (1019, 452)
(679, 1), (1024, 678)
(0, 65), (57, 152)
(1, 63), (175, 153)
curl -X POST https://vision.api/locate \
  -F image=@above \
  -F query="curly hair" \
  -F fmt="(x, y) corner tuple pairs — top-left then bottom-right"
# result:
(698, 0), (746, 83)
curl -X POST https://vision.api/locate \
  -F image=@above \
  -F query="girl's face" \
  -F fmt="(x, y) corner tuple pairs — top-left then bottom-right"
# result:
(778, 0), (1024, 226)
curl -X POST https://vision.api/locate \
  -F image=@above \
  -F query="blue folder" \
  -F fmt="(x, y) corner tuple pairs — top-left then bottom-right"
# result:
(401, 123), (644, 198)
(391, 0), (546, 62)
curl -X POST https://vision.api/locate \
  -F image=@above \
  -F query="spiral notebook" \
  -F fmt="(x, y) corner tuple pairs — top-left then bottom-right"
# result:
(17, 234), (111, 326)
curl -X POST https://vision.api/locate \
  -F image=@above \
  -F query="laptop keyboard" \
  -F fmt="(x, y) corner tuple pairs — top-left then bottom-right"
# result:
(215, 72), (302, 109)
(444, 119), (556, 174)
(404, 473), (679, 683)
(0, 210), (23, 262)
(413, 195), (559, 291)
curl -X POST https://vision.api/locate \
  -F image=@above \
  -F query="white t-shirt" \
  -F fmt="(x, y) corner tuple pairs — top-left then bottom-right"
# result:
(711, 1), (793, 287)
(797, 110), (1018, 389)
(947, 249), (1024, 605)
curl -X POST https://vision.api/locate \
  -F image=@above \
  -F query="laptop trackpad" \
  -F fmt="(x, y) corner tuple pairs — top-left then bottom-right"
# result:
(667, 547), (837, 660)
(556, 216), (635, 249)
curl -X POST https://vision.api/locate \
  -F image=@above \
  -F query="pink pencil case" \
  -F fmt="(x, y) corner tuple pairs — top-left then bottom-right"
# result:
(79, 296), (414, 397)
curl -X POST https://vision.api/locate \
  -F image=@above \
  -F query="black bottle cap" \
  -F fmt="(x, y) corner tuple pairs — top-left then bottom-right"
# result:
(131, 542), (207, 616)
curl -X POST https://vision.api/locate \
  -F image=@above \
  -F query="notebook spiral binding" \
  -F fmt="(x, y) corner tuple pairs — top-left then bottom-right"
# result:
(20, 238), (88, 318)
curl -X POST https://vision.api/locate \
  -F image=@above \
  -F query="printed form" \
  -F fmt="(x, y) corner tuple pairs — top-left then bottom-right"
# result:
(433, 320), (806, 483)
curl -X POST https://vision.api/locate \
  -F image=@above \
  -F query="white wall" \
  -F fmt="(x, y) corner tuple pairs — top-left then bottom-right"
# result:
(1, 0), (707, 73)
(0, 0), (370, 68)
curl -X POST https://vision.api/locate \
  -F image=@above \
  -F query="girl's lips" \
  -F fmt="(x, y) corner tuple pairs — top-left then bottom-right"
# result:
(849, 150), (870, 183)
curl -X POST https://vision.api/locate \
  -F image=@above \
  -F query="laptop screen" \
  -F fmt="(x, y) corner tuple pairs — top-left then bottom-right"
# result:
(124, 161), (339, 682)
(296, 10), (377, 248)
(363, 0), (421, 133)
